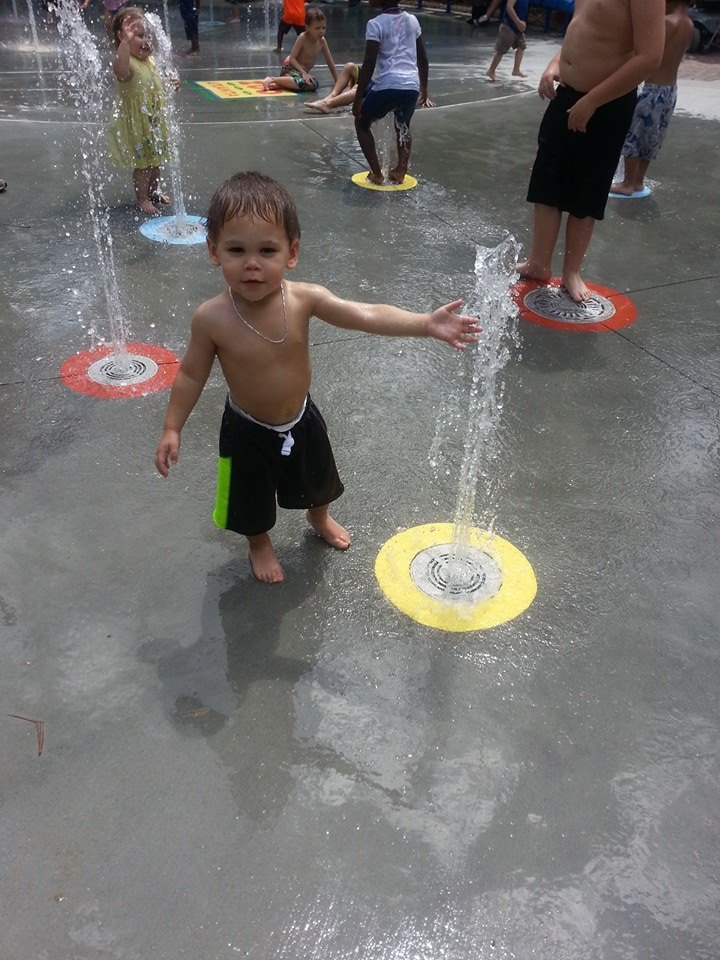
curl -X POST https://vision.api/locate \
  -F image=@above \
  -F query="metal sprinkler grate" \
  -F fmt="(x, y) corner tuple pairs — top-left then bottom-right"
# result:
(523, 287), (617, 324)
(409, 544), (503, 602)
(87, 353), (159, 387)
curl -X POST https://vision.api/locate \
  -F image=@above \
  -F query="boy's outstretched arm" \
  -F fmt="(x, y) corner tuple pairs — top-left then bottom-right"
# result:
(308, 286), (481, 349)
(154, 311), (216, 478)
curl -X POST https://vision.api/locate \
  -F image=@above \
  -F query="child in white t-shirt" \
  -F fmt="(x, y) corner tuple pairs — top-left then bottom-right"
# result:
(352, 0), (433, 185)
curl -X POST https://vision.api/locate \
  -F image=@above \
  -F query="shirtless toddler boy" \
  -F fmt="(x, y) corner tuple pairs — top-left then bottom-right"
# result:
(154, 172), (480, 584)
(263, 7), (337, 94)
(517, 0), (665, 301)
(611, 1), (693, 197)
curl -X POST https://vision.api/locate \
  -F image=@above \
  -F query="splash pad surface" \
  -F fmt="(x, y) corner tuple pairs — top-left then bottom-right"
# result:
(60, 342), (180, 398)
(513, 279), (637, 332)
(375, 523), (537, 632)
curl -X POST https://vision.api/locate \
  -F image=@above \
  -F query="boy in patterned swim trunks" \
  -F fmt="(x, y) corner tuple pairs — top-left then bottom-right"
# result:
(154, 172), (481, 584)
(263, 7), (337, 94)
(517, 0), (666, 302)
(611, 2), (693, 197)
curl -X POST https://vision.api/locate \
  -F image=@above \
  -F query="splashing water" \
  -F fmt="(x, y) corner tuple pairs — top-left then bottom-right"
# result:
(52, 0), (130, 360)
(25, 0), (47, 104)
(146, 13), (187, 223)
(429, 236), (521, 600)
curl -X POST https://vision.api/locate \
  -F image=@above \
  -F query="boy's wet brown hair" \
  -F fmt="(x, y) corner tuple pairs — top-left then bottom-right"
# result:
(305, 5), (327, 25)
(205, 172), (301, 245)
(111, 6), (145, 47)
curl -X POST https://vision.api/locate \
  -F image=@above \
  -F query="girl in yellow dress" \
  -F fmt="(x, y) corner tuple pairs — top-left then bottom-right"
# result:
(108, 9), (175, 216)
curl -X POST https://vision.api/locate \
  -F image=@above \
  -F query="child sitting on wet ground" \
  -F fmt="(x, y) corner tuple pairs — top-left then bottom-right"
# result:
(305, 61), (359, 113)
(154, 171), (481, 584)
(263, 7), (337, 94)
(108, 8), (179, 216)
(611, 1), (693, 197)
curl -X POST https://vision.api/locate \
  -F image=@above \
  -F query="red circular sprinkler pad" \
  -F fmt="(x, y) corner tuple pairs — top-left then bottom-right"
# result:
(513, 278), (637, 332)
(60, 342), (180, 399)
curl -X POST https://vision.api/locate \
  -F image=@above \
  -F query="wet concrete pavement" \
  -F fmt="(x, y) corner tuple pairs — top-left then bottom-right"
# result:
(1, 4), (719, 959)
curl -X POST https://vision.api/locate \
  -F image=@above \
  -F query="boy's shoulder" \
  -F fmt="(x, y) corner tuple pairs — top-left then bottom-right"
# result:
(191, 291), (230, 332)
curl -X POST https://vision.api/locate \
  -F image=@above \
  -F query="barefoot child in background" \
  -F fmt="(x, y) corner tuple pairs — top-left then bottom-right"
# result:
(611, 1), (693, 197)
(353, 0), (433, 186)
(154, 172), (481, 584)
(264, 7), (337, 93)
(108, 10), (179, 216)
(485, 0), (528, 82)
(517, 0), (665, 301)
(274, 0), (305, 54)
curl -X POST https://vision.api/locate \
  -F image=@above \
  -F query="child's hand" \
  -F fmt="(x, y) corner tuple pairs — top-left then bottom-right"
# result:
(566, 94), (596, 133)
(155, 429), (180, 477)
(426, 300), (482, 350)
(516, 19), (526, 31)
(538, 65), (559, 100)
(420, 94), (435, 108)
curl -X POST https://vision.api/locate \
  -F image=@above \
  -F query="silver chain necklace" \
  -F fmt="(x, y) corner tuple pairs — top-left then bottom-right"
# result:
(227, 282), (288, 345)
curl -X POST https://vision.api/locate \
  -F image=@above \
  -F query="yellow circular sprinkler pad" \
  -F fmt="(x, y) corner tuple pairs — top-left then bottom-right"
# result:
(375, 523), (537, 632)
(351, 171), (418, 192)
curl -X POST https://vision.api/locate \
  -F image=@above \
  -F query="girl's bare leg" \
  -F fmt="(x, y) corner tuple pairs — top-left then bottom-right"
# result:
(306, 505), (351, 550)
(486, 51), (502, 81)
(148, 166), (170, 206)
(516, 203), (560, 281)
(133, 167), (159, 215)
(562, 214), (596, 302)
(390, 122), (411, 183)
(306, 89), (356, 113)
(355, 116), (383, 183)
(247, 532), (284, 583)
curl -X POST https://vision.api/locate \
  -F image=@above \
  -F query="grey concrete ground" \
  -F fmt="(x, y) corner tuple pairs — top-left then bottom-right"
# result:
(1, 4), (719, 959)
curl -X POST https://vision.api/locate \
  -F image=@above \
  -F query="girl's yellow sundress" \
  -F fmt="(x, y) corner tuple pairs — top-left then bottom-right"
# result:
(109, 55), (170, 169)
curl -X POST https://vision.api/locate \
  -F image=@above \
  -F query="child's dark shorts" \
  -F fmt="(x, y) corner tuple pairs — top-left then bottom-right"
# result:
(280, 64), (319, 92)
(213, 396), (344, 537)
(526, 84), (637, 221)
(361, 85), (419, 129)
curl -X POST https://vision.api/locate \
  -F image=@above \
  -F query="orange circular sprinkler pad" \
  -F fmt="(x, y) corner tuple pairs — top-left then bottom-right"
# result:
(60, 342), (180, 399)
(513, 279), (637, 332)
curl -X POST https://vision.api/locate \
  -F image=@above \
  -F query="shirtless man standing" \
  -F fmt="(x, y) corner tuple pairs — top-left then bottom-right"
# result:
(517, 0), (665, 301)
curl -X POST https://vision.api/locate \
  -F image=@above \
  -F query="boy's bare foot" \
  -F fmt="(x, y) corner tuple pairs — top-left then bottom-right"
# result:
(305, 100), (330, 113)
(248, 535), (285, 583)
(262, 77), (279, 90)
(485, 70), (497, 82)
(273, 45), (282, 52)
(306, 510), (351, 550)
(389, 168), (406, 184)
(512, 70), (527, 78)
(150, 191), (171, 206)
(562, 272), (592, 303)
(516, 260), (552, 283)
(610, 181), (636, 196)
(139, 200), (160, 216)
(367, 171), (384, 186)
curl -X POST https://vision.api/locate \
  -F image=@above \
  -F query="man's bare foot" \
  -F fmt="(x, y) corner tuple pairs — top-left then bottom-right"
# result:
(262, 77), (279, 91)
(305, 100), (330, 113)
(389, 168), (406, 184)
(306, 510), (351, 550)
(248, 535), (285, 583)
(367, 171), (384, 185)
(516, 260), (552, 283)
(610, 181), (636, 196)
(139, 200), (160, 216)
(562, 272), (592, 303)
(485, 70), (497, 82)
(512, 70), (527, 78)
